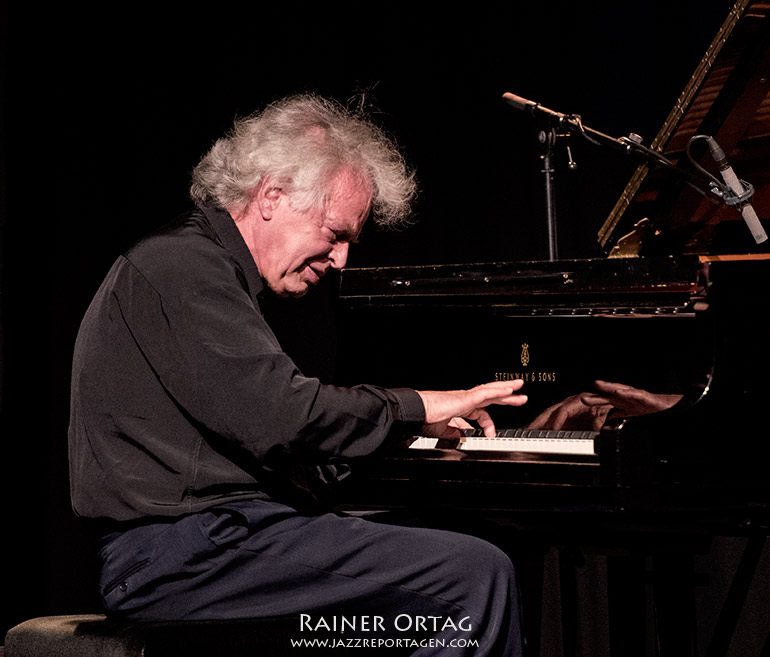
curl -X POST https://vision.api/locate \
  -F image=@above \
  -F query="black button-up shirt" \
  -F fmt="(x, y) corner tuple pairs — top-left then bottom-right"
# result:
(68, 203), (425, 522)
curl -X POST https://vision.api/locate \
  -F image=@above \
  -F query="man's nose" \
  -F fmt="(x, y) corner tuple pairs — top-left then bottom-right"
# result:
(329, 241), (349, 269)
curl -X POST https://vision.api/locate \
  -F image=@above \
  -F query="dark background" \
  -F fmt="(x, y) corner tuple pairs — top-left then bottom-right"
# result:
(1, 0), (736, 639)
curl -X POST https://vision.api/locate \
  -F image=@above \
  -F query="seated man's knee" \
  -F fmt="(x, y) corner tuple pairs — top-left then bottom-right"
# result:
(441, 532), (517, 593)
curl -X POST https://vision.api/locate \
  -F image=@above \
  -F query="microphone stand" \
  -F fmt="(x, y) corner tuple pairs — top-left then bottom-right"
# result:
(539, 127), (559, 261)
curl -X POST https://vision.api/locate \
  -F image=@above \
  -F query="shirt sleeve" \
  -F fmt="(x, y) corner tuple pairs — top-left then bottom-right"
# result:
(115, 250), (425, 465)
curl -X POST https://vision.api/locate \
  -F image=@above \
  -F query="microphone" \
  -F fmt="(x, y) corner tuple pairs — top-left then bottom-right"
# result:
(502, 92), (569, 122)
(706, 137), (767, 244)
(502, 92), (537, 112)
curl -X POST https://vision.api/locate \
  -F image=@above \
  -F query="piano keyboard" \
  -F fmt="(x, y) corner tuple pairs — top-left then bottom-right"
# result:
(410, 428), (598, 456)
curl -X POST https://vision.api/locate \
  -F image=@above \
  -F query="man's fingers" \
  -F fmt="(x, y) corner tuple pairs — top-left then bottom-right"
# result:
(550, 405), (573, 431)
(471, 381), (527, 408)
(468, 409), (497, 437)
(448, 417), (475, 430)
(593, 380), (634, 394)
(525, 411), (547, 430)
(478, 379), (525, 392)
(581, 393), (613, 407)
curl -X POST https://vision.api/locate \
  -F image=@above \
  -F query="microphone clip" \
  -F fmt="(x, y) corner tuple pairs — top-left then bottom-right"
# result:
(709, 178), (755, 207)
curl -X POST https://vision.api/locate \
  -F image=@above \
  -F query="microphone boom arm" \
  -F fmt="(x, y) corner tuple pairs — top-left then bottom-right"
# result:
(502, 92), (715, 196)
(502, 92), (768, 244)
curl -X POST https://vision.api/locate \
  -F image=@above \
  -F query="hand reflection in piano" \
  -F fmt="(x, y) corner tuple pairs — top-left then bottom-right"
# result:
(416, 379), (528, 438)
(527, 380), (683, 431)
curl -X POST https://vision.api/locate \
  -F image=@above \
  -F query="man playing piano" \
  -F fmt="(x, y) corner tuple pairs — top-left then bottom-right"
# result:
(68, 94), (529, 655)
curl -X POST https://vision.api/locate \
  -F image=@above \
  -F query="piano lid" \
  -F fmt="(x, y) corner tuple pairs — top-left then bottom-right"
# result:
(598, 0), (770, 256)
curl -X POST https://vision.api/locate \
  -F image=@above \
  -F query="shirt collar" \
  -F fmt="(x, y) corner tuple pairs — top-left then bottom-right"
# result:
(196, 201), (265, 301)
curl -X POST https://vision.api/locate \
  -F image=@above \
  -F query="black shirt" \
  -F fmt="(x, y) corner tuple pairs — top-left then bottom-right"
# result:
(68, 203), (425, 522)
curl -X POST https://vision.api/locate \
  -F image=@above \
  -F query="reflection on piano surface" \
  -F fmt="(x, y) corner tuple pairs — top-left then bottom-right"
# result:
(332, 2), (770, 654)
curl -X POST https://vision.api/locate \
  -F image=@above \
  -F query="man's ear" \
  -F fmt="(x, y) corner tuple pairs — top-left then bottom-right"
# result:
(255, 178), (283, 221)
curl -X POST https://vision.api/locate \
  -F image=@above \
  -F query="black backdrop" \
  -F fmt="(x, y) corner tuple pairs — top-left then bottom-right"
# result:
(1, 0), (735, 638)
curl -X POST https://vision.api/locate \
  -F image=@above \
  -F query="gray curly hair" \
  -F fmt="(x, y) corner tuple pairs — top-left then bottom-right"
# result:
(190, 94), (417, 226)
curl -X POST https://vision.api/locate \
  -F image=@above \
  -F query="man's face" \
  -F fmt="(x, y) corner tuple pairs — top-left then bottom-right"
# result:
(248, 169), (371, 297)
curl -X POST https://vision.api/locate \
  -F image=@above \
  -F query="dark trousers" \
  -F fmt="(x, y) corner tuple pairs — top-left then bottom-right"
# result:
(97, 499), (522, 656)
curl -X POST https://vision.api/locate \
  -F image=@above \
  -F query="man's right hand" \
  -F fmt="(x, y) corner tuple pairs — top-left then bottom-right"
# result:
(417, 380), (527, 438)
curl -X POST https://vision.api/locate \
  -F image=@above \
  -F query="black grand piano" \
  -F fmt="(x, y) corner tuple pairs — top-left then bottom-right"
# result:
(330, 1), (770, 655)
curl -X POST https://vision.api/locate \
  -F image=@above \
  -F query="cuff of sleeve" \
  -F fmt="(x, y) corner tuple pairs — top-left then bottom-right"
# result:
(389, 388), (426, 424)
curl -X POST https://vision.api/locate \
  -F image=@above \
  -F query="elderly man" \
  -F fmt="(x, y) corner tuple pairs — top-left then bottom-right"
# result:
(69, 94), (527, 656)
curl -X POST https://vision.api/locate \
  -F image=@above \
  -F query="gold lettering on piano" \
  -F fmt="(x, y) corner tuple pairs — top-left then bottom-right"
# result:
(494, 371), (557, 383)
(494, 343), (556, 383)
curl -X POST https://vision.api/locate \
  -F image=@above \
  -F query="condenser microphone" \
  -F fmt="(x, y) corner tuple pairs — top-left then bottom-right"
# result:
(706, 137), (767, 244)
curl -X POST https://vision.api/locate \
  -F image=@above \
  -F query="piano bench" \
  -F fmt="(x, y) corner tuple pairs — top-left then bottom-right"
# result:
(3, 613), (303, 656)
